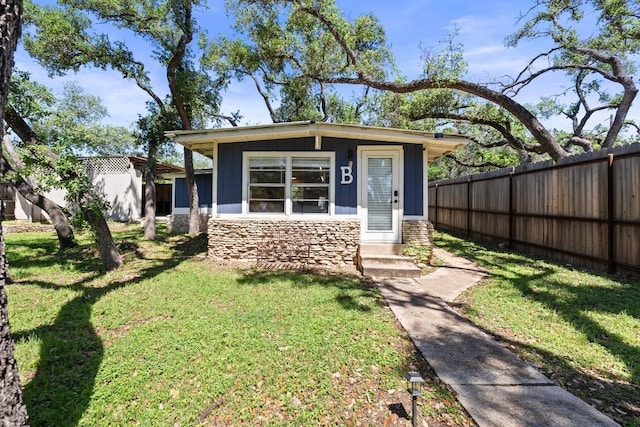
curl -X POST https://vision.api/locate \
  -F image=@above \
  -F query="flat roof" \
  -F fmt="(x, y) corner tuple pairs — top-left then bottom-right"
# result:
(166, 121), (468, 161)
(127, 156), (184, 175)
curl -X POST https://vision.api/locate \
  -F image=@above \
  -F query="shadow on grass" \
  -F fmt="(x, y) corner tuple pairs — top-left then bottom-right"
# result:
(6, 239), (104, 273)
(434, 231), (640, 424)
(236, 268), (385, 312)
(8, 228), (206, 427)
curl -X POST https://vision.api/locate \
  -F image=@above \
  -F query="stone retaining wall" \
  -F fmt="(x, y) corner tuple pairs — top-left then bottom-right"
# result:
(167, 214), (210, 234)
(402, 220), (434, 246)
(3, 223), (55, 233)
(207, 218), (360, 267)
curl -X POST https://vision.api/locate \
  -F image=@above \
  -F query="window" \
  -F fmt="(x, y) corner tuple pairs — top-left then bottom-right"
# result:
(245, 153), (333, 215)
(292, 157), (330, 214)
(248, 157), (286, 213)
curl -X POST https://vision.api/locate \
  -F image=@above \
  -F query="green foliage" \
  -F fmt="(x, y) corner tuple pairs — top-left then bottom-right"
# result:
(134, 101), (181, 163)
(421, 28), (468, 82)
(212, 0), (394, 123)
(402, 243), (432, 267)
(9, 70), (55, 121)
(28, 138), (110, 234)
(275, 76), (324, 122)
(505, 0), (640, 149)
(23, 0), (99, 76)
(24, 0), (224, 130)
(9, 72), (136, 156)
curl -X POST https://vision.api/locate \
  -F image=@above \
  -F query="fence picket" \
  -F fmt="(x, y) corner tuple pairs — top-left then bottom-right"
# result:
(428, 144), (640, 276)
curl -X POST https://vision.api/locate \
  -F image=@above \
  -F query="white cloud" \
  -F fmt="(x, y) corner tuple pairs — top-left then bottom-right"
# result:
(465, 44), (506, 57)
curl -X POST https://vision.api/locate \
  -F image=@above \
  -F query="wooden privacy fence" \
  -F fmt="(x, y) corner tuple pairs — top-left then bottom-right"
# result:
(428, 143), (640, 276)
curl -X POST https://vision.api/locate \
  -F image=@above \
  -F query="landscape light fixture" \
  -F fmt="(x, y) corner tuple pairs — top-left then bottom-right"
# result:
(405, 371), (424, 427)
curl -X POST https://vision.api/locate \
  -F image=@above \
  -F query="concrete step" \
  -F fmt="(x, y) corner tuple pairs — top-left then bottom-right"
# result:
(360, 259), (422, 279)
(360, 254), (415, 265)
(358, 243), (422, 278)
(359, 243), (406, 256)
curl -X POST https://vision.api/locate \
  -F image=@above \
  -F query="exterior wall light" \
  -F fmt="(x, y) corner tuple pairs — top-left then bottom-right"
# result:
(405, 371), (424, 427)
(347, 148), (354, 167)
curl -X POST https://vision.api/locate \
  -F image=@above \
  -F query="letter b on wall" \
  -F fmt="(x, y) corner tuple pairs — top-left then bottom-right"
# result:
(340, 166), (353, 184)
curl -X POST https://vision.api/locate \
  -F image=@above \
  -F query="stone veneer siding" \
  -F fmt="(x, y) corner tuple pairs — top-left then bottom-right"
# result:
(167, 214), (210, 234)
(208, 218), (360, 267)
(402, 220), (434, 246)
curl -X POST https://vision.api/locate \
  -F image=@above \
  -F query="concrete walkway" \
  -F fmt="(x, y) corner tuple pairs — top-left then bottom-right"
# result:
(375, 247), (619, 427)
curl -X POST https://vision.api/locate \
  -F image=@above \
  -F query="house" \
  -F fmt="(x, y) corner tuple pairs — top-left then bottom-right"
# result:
(8, 156), (182, 222)
(166, 121), (467, 267)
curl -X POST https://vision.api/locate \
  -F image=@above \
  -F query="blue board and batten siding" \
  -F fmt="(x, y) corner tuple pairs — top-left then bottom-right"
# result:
(174, 174), (213, 208)
(215, 137), (424, 216)
(402, 143), (424, 216)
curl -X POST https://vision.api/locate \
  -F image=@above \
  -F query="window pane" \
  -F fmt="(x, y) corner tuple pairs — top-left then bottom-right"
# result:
(292, 186), (328, 200)
(249, 157), (285, 184)
(292, 157), (330, 168)
(250, 186), (285, 200)
(292, 157), (330, 184)
(292, 170), (330, 183)
(292, 186), (329, 214)
(250, 170), (285, 184)
(250, 200), (285, 213)
(250, 157), (286, 169)
(292, 200), (329, 214)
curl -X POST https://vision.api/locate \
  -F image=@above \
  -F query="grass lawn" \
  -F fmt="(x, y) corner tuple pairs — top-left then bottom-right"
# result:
(434, 231), (640, 427)
(5, 224), (473, 426)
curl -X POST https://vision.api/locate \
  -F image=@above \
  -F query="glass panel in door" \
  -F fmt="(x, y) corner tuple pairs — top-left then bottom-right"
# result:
(367, 157), (393, 231)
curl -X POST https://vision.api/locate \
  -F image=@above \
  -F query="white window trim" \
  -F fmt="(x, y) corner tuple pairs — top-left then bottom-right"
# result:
(242, 151), (335, 216)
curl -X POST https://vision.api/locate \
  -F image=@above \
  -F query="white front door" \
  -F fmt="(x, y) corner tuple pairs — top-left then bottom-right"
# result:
(360, 148), (402, 243)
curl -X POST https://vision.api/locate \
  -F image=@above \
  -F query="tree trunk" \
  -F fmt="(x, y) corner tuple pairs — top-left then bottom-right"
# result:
(143, 141), (158, 240)
(184, 146), (200, 236)
(83, 207), (121, 271)
(0, 0), (29, 424)
(9, 171), (77, 249)
(1, 139), (76, 250)
(0, 260), (28, 425)
(4, 105), (121, 270)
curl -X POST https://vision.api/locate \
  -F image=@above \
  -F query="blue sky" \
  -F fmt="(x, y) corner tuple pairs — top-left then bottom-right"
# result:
(13, 0), (582, 129)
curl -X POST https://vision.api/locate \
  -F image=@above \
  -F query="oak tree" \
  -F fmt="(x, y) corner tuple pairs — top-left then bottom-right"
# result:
(0, 0), (30, 424)
(23, 0), (224, 237)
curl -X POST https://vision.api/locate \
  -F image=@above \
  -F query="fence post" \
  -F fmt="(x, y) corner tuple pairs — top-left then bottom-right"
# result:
(607, 154), (616, 274)
(467, 178), (472, 237)
(509, 167), (515, 249)
(434, 184), (438, 229)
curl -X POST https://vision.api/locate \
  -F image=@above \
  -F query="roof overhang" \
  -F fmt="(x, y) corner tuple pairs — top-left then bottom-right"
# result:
(166, 121), (468, 161)
(127, 156), (184, 175)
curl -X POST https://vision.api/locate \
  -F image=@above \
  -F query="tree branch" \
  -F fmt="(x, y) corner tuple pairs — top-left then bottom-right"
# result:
(287, 6), (569, 161)
(409, 111), (544, 154)
(445, 153), (506, 169)
(212, 113), (239, 127)
(250, 73), (279, 123)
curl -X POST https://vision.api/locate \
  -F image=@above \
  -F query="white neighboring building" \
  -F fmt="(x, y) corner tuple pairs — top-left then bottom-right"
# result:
(11, 156), (182, 222)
